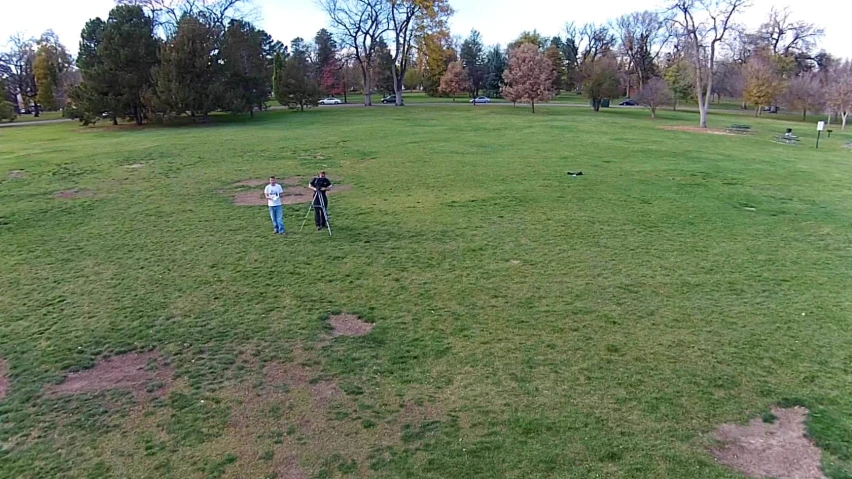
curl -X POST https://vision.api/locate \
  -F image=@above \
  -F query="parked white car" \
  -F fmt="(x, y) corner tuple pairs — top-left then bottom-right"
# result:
(470, 96), (491, 104)
(319, 98), (343, 105)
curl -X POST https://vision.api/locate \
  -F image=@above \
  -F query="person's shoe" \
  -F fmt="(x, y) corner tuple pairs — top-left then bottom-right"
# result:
(317, 226), (323, 231)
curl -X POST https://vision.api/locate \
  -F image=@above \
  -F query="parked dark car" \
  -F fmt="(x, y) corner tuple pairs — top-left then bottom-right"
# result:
(619, 99), (638, 106)
(762, 106), (780, 113)
(381, 95), (396, 104)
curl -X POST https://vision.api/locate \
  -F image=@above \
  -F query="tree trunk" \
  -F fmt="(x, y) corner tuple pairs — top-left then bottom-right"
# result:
(33, 100), (40, 118)
(134, 105), (142, 125)
(250, 108), (254, 118)
(531, 100), (535, 113)
(754, 106), (759, 117)
(843, 111), (848, 129)
(802, 108), (806, 121)
(112, 114), (118, 126)
(673, 99), (678, 111)
(359, 63), (372, 106)
(391, 63), (404, 107)
(698, 97), (707, 128)
(343, 82), (347, 104)
(300, 102), (304, 112)
(651, 107), (656, 118)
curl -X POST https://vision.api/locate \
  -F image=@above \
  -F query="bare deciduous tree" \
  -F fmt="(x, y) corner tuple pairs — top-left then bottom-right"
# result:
(117, 0), (254, 33)
(825, 61), (852, 129)
(782, 73), (823, 121)
(1, 34), (38, 116)
(635, 77), (673, 118)
(670, 0), (749, 128)
(613, 11), (672, 95)
(320, 0), (387, 106)
(501, 43), (554, 113)
(757, 7), (823, 57)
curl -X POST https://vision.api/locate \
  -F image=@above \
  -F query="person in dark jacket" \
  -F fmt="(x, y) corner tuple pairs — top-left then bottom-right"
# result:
(309, 171), (333, 230)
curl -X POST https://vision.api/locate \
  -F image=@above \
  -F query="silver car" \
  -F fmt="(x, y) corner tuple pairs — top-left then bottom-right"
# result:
(319, 98), (342, 105)
(470, 96), (491, 104)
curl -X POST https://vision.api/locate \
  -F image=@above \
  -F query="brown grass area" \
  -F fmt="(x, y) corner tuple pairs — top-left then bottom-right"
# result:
(710, 407), (826, 479)
(53, 189), (95, 199)
(327, 314), (374, 337)
(229, 177), (351, 206)
(89, 344), (451, 478)
(662, 125), (734, 136)
(45, 351), (173, 399)
(7, 170), (26, 179)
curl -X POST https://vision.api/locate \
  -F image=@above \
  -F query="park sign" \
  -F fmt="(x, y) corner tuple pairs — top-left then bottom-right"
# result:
(816, 121), (825, 148)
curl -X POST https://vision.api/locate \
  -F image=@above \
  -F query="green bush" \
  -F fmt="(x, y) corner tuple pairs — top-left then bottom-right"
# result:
(0, 101), (17, 122)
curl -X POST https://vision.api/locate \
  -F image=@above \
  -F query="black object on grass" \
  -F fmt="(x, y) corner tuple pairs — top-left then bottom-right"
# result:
(567, 171), (584, 177)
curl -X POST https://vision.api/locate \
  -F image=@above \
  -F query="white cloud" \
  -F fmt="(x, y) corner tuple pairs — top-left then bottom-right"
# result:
(1, 0), (849, 59)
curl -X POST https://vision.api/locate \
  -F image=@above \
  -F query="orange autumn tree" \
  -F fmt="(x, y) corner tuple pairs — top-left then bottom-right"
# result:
(439, 61), (469, 101)
(501, 43), (554, 113)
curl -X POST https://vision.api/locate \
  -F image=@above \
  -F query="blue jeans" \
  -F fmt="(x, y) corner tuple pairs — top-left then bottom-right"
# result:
(268, 205), (284, 233)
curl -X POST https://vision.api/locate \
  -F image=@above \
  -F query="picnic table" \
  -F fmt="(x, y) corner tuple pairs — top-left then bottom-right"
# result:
(773, 133), (800, 145)
(726, 124), (751, 134)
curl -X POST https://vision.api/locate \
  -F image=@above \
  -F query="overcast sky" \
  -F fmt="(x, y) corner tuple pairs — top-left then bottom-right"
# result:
(2, 0), (849, 59)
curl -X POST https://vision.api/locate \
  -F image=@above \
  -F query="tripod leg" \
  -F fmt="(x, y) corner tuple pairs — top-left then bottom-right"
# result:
(318, 193), (332, 236)
(299, 197), (314, 232)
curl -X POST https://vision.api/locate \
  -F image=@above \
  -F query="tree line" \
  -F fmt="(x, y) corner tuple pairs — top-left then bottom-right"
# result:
(1, 0), (850, 128)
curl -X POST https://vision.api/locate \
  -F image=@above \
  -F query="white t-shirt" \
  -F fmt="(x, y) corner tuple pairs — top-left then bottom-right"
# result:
(264, 184), (284, 206)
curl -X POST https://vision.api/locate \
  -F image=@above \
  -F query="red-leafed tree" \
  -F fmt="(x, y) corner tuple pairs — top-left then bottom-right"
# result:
(439, 61), (469, 101)
(320, 62), (344, 97)
(501, 43), (554, 113)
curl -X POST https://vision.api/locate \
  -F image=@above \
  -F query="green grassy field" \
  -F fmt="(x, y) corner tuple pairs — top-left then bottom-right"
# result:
(1, 106), (851, 479)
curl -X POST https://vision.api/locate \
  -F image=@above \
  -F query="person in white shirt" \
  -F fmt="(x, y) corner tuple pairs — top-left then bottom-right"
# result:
(264, 176), (285, 234)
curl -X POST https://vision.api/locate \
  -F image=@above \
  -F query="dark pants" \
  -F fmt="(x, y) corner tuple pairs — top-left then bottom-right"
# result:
(313, 193), (328, 227)
(314, 206), (327, 227)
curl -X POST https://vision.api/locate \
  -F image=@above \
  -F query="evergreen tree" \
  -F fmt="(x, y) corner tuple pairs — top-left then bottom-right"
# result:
(275, 40), (320, 111)
(374, 38), (395, 95)
(156, 15), (218, 120)
(460, 29), (485, 97)
(99, 5), (159, 124)
(484, 45), (506, 98)
(219, 20), (269, 115)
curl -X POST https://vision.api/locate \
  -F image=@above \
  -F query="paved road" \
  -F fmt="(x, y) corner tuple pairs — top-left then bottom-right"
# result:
(0, 102), (744, 128)
(0, 118), (72, 128)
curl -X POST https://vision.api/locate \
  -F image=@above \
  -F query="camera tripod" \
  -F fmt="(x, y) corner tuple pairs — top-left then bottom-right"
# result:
(299, 189), (332, 236)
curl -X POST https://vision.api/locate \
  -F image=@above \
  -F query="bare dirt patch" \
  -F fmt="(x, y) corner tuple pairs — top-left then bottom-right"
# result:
(46, 351), (173, 399)
(327, 314), (374, 337)
(233, 178), (269, 187)
(0, 358), (9, 400)
(263, 362), (313, 388)
(229, 176), (350, 206)
(279, 455), (307, 479)
(710, 407), (826, 479)
(663, 125), (734, 136)
(53, 189), (95, 199)
(8, 170), (26, 179)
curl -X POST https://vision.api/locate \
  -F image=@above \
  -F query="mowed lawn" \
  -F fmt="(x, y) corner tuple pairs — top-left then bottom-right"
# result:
(1, 106), (851, 479)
